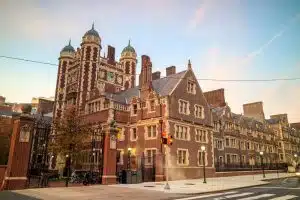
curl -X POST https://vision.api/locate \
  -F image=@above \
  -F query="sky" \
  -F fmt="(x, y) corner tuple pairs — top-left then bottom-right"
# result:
(0, 0), (299, 122)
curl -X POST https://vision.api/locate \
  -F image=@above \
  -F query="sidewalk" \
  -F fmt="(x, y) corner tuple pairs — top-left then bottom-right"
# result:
(111, 173), (295, 194)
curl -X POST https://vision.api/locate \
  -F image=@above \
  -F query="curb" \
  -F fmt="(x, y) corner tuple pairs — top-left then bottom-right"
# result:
(166, 182), (270, 195)
(164, 176), (295, 195)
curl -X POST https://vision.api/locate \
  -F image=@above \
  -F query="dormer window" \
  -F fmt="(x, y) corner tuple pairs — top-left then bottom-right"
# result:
(150, 100), (155, 111)
(133, 104), (137, 115)
(187, 81), (196, 94)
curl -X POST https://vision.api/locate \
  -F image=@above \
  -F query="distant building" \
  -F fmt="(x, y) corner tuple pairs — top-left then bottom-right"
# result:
(31, 97), (54, 115)
(0, 96), (5, 105)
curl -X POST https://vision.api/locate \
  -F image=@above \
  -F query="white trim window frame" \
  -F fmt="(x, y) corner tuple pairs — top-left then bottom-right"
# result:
(130, 127), (138, 141)
(145, 148), (157, 165)
(197, 150), (208, 166)
(187, 80), (196, 94)
(194, 104), (204, 119)
(178, 99), (190, 115)
(195, 129), (208, 143)
(145, 125), (157, 140)
(177, 148), (189, 166)
(175, 124), (190, 141)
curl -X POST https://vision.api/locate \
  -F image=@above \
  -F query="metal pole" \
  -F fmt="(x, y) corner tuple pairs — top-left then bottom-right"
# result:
(261, 155), (266, 178)
(203, 151), (207, 184)
(164, 145), (170, 190)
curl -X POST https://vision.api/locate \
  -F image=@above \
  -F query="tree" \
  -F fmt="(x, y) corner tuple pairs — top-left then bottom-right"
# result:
(49, 105), (95, 168)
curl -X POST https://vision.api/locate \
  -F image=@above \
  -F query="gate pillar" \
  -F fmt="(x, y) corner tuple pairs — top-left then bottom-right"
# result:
(155, 153), (164, 182)
(1, 114), (34, 190)
(102, 126), (117, 184)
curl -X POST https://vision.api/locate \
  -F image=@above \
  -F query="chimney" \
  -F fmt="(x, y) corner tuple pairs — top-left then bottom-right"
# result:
(139, 55), (152, 87)
(203, 88), (226, 108)
(107, 45), (115, 64)
(243, 101), (265, 122)
(152, 71), (161, 80)
(166, 66), (176, 76)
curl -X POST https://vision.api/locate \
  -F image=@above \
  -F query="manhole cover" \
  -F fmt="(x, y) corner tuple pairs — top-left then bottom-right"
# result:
(144, 185), (155, 187)
(184, 183), (195, 185)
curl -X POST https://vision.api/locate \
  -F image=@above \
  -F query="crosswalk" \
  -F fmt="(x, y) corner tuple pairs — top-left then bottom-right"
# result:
(175, 191), (298, 200)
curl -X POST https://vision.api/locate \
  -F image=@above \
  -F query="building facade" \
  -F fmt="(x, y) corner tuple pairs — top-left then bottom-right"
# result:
(53, 25), (214, 181)
(204, 89), (300, 172)
(31, 97), (54, 115)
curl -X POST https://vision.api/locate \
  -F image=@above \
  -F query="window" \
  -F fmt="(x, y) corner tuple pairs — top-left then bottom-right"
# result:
(198, 151), (207, 166)
(117, 149), (124, 164)
(175, 125), (189, 140)
(179, 99), (189, 115)
(177, 149), (188, 165)
(187, 81), (196, 94)
(146, 125), (156, 139)
(242, 155), (246, 164)
(195, 129), (207, 143)
(230, 139), (236, 148)
(225, 138), (230, 147)
(240, 141), (245, 150)
(150, 100), (155, 111)
(216, 140), (223, 150)
(194, 105), (204, 118)
(145, 149), (156, 164)
(231, 155), (238, 163)
(246, 142), (250, 150)
(130, 128), (137, 141)
(133, 104), (137, 115)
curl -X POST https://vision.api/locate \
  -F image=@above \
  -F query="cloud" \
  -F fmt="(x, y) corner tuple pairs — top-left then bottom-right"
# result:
(246, 12), (300, 60)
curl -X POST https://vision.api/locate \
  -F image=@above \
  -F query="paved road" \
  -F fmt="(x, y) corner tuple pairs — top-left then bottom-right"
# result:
(173, 177), (300, 200)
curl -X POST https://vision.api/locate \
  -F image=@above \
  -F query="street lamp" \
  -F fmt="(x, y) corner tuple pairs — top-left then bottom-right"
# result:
(201, 145), (207, 184)
(260, 151), (266, 178)
(65, 154), (70, 187)
(127, 148), (132, 184)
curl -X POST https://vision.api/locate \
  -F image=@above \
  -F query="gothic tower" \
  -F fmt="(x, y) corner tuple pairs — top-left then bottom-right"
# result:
(54, 40), (75, 118)
(120, 40), (137, 89)
(78, 24), (101, 111)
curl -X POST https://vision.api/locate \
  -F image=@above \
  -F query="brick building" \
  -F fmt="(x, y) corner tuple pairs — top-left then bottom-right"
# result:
(204, 89), (300, 171)
(31, 97), (54, 115)
(53, 25), (214, 181)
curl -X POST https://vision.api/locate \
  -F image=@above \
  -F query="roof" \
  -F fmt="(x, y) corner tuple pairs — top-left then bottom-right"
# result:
(61, 40), (75, 53)
(84, 23), (100, 38)
(110, 70), (187, 103)
(122, 40), (136, 54)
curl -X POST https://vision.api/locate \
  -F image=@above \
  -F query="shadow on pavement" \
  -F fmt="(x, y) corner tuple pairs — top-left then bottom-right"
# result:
(0, 191), (41, 200)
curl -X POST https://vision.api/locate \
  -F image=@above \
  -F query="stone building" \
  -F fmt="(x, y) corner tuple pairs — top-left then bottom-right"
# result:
(53, 24), (214, 182)
(204, 89), (300, 171)
(31, 97), (54, 115)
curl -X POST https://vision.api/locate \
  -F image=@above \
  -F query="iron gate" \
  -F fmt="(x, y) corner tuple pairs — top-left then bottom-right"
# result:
(27, 115), (52, 188)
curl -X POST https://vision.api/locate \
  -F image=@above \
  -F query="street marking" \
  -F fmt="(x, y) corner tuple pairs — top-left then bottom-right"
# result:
(173, 191), (238, 200)
(253, 186), (300, 190)
(213, 192), (253, 200)
(269, 195), (298, 200)
(238, 193), (275, 200)
(282, 178), (289, 184)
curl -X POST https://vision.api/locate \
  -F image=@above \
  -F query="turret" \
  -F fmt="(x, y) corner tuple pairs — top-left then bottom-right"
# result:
(120, 40), (137, 89)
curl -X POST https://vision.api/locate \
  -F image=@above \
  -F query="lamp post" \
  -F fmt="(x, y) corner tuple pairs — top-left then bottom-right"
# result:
(201, 145), (207, 183)
(65, 154), (70, 187)
(260, 151), (265, 178)
(294, 154), (298, 169)
(127, 147), (132, 184)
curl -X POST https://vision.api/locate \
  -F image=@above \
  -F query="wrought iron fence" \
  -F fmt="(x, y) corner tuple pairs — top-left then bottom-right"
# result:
(215, 162), (288, 172)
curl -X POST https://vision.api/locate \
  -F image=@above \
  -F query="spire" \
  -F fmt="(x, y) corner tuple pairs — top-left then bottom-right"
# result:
(68, 39), (71, 46)
(188, 59), (192, 69)
(92, 22), (95, 30)
(128, 39), (131, 46)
